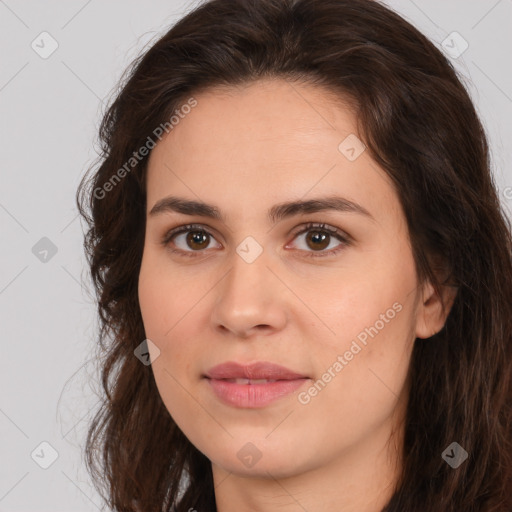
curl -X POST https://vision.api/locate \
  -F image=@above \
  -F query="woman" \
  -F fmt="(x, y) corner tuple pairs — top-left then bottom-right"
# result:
(76, 0), (512, 510)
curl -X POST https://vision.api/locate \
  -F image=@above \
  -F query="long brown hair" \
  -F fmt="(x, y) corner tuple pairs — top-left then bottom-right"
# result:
(76, 0), (512, 510)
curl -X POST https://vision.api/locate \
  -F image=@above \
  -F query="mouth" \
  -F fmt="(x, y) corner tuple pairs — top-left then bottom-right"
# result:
(203, 361), (310, 408)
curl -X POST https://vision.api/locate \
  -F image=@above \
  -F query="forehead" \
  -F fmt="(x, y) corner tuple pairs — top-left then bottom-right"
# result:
(145, 78), (400, 226)
(167, 78), (357, 152)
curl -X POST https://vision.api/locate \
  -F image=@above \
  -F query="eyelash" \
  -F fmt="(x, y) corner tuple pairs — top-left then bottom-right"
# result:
(161, 222), (352, 259)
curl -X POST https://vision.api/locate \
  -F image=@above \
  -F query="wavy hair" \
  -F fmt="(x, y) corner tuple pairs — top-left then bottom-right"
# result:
(76, 0), (512, 510)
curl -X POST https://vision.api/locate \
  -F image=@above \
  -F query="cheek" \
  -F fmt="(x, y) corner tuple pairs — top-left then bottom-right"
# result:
(138, 253), (188, 339)
(307, 279), (405, 351)
(304, 305), (415, 440)
(304, 261), (417, 392)
(138, 274), (190, 400)
(138, 270), (199, 430)
(324, 297), (416, 413)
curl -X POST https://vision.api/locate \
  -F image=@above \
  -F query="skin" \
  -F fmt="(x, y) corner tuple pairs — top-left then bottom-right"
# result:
(138, 78), (456, 512)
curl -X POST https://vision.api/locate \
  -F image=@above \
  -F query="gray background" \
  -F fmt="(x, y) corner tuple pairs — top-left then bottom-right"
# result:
(1, 0), (511, 510)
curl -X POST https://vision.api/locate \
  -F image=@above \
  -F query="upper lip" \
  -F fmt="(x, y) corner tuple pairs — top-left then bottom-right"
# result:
(204, 361), (308, 380)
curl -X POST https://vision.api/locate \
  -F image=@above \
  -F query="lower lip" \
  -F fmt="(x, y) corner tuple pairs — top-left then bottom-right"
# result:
(206, 378), (308, 408)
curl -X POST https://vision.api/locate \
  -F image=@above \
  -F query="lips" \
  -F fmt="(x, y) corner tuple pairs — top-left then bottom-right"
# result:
(203, 361), (310, 408)
(204, 361), (307, 381)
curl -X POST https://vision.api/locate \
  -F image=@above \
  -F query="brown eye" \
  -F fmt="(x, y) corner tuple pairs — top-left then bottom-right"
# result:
(185, 230), (211, 250)
(304, 230), (331, 251)
(288, 222), (351, 258)
(162, 222), (351, 259)
(162, 224), (223, 257)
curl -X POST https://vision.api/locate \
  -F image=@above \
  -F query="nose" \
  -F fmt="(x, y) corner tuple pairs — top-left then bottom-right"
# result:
(210, 248), (288, 339)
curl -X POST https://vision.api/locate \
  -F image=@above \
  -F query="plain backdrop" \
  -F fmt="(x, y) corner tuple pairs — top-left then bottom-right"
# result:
(1, 0), (511, 510)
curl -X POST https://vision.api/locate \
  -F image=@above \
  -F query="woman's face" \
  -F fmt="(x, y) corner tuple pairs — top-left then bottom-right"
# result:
(138, 78), (445, 481)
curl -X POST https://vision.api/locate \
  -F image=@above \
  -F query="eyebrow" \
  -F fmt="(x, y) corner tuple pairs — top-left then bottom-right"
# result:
(148, 195), (375, 224)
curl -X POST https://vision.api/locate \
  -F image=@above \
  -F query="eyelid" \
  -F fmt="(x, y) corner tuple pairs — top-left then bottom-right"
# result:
(288, 222), (348, 239)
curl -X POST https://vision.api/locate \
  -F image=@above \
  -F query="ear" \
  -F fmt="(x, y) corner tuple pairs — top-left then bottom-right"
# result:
(415, 279), (458, 339)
